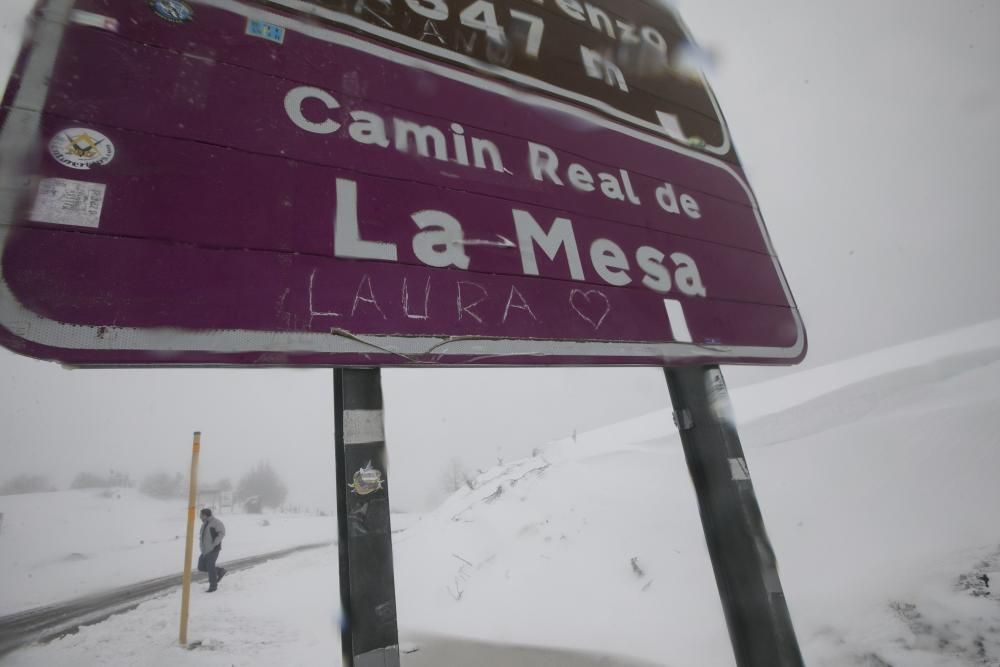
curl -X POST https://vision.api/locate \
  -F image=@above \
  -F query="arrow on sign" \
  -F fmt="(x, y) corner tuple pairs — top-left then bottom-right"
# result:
(451, 234), (516, 248)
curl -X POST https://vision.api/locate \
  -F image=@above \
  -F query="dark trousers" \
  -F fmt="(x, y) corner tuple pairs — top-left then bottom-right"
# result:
(198, 547), (221, 587)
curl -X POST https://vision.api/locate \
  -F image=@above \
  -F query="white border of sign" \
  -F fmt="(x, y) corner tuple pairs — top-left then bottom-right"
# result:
(0, 0), (803, 364)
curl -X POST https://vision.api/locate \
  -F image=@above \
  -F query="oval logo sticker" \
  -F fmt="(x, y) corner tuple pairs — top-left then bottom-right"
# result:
(48, 128), (115, 170)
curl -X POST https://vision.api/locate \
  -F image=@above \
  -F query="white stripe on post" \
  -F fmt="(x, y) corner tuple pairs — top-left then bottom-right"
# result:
(343, 409), (385, 445)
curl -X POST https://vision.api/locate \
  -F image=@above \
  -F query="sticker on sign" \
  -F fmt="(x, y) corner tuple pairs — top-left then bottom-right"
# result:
(29, 178), (107, 229)
(0, 0), (805, 367)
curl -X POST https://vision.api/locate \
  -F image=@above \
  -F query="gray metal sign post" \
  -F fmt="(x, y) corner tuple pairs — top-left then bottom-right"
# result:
(333, 369), (400, 667)
(664, 365), (805, 667)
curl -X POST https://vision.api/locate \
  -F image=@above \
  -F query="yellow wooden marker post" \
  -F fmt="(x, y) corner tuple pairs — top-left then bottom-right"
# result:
(179, 431), (201, 647)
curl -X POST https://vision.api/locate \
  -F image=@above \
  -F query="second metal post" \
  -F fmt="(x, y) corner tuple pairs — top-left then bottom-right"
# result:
(664, 365), (804, 667)
(334, 368), (399, 667)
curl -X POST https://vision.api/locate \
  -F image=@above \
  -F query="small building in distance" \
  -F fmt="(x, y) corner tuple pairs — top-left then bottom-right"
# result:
(198, 485), (234, 513)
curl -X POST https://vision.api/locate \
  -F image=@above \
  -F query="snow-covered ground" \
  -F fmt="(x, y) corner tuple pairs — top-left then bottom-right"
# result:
(0, 490), (336, 614)
(390, 343), (1000, 666)
(5, 322), (1000, 665)
(2, 546), (343, 667)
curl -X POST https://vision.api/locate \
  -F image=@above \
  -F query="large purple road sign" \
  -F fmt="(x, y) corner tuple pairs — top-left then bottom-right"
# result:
(0, 0), (805, 366)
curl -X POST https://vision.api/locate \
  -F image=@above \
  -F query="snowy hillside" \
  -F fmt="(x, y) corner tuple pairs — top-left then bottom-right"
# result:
(0, 489), (335, 615)
(392, 342), (1000, 666)
(6, 326), (1000, 666)
(557, 318), (1000, 451)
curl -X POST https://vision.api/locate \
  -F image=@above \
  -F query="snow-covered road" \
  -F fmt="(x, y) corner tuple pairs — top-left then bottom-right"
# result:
(0, 542), (330, 658)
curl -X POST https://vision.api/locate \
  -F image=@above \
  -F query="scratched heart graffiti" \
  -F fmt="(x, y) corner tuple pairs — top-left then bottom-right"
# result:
(569, 289), (611, 330)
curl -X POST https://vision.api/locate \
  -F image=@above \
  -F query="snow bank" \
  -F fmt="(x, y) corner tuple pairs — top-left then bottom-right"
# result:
(2, 546), (342, 667)
(392, 341), (1000, 665)
(545, 317), (1000, 453)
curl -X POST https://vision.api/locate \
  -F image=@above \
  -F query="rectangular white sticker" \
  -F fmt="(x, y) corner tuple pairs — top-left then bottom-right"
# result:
(30, 178), (106, 229)
(729, 457), (750, 481)
(70, 9), (120, 32)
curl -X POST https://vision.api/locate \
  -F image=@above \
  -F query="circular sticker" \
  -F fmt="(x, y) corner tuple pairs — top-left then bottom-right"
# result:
(149, 0), (194, 23)
(48, 128), (115, 170)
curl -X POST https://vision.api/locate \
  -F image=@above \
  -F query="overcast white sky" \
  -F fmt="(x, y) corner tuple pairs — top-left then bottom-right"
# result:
(1, 0), (997, 511)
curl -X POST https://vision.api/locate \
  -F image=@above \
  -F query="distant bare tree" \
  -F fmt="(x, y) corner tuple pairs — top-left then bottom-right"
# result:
(200, 477), (232, 493)
(0, 474), (57, 496)
(236, 461), (288, 509)
(71, 469), (133, 490)
(108, 469), (133, 488)
(442, 457), (475, 493)
(139, 471), (185, 499)
(70, 472), (106, 490)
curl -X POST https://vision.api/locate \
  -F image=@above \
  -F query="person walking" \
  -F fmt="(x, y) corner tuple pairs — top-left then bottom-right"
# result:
(198, 508), (227, 592)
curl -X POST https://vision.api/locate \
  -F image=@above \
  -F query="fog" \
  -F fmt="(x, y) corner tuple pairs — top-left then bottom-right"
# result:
(0, 352), (671, 510)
